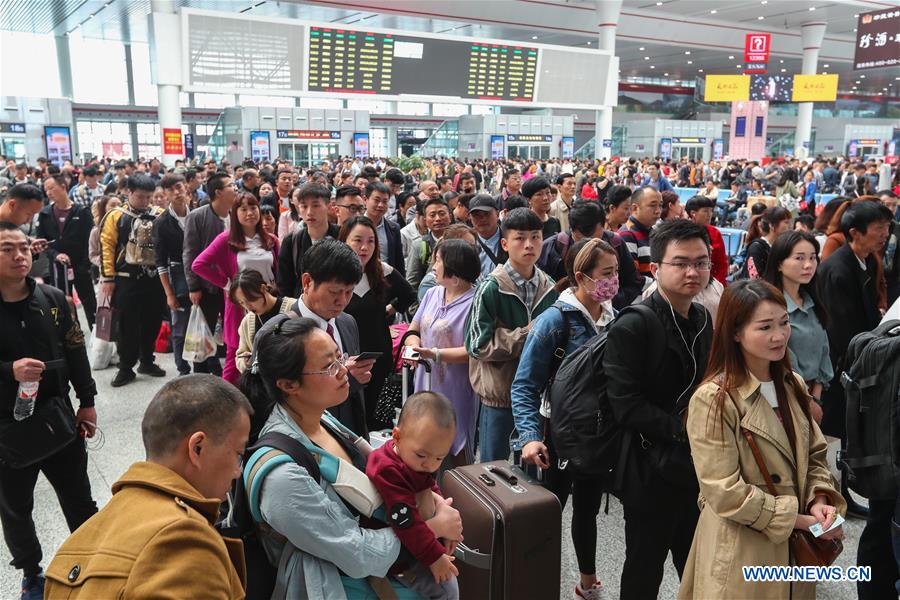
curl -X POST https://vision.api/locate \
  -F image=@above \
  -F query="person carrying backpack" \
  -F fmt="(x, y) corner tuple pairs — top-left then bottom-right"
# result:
(512, 238), (618, 600)
(98, 173), (167, 388)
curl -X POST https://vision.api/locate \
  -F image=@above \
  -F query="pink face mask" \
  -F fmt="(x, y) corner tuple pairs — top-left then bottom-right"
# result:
(587, 275), (619, 303)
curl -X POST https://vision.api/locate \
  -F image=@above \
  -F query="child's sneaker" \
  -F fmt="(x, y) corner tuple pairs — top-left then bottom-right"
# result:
(574, 581), (609, 600)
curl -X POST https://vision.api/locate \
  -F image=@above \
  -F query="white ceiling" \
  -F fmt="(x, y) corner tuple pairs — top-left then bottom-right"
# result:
(1, 0), (897, 95)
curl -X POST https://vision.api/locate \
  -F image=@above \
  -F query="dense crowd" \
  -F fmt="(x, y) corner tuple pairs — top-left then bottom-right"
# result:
(0, 150), (898, 600)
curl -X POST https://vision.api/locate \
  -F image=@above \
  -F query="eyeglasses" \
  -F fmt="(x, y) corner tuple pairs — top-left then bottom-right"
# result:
(659, 260), (712, 272)
(302, 353), (349, 378)
(338, 204), (366, 214)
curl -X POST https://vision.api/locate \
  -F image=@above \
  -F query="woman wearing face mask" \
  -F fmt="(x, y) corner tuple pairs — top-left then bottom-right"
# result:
(511, 238), (618, 600)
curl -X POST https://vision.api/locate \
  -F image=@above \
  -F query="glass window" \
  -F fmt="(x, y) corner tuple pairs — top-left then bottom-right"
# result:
(136, 123), (161, 160)
(397, 102), (429, 116)
(432, 103), (468, 117)
(1, 32), (61, 98)
(239, 94), (295, 108)
(70, 35), (128, 104)
(194, 93), (236, 108)
(370, 128), (388, 157)
(76, 120), (132, 160)
(470, 105), (495, 115)
(195, 123), (217, 136)
(300, 97), (343, 109)
(131, 42), (157, 106)
(347, 99), (389, 112)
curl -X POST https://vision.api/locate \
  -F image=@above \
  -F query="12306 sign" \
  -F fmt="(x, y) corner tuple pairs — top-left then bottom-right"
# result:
(854, 8), (900, 70)
(744, 33), (770, 74)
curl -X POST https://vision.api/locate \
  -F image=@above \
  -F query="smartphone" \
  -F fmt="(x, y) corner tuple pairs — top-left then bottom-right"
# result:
(355, 351), (383, 361)
(402, 347), (420, 361)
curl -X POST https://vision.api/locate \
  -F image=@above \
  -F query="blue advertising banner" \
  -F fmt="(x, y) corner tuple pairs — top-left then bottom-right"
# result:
(713, 138), (724, 160)
(561, 137), (574, 159)
(353, 133), (370, 159)
(490, 135), (505, 159)
(44, 126), (72, 167)
(250, 131), (270, 162)
(659, 138), (672, 160)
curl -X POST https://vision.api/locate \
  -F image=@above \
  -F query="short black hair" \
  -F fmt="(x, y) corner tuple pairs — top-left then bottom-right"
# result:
(82, 166), (99, 178)
(684, 195), (714, 217)
(606, 185), (632, 208)
(275, 168), (293, 180)
(160, 173), (185, 190)
(423, 197), (450, 214)
(630, 186), (659, 207)
(397, 391), (456, 430)
(365, 180), (390, 198)
(436, 176), (451, 188)
(569, 200), (605, 237)
(649, 219), (710, 263)
(504, 195), (528, 211)
(555, 173), (575, 186)
(435, 238), (481, 284)
(7, 183), (43, 204)
(335, 185), (361, 201)
(521, 176), (551, 199)
(142, 374), (252, 459)
(384, 168), (405, 185)
(297, 182), (330, 203)
(206, 172), (231, 200)
(841, 200), (894, 238)
(501, 207), (542, 237)
(302, 238), (362, 285)
(127, 173), (156, 193)
(503, 169), (520, 182)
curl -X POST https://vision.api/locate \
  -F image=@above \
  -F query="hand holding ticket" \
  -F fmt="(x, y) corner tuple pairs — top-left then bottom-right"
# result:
(809, 513), (844, 538)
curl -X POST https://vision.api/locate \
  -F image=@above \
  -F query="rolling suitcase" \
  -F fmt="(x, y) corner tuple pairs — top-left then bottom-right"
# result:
(442, 461), (561, 600)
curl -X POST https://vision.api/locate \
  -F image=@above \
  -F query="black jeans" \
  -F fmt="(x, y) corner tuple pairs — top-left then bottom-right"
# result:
(73, 265), (97, 330)
(192, 289), (223, 375)
(0, 438), (97, 575)
(858, 498), (899, 600)
(620, 494), (699, 599)
(114, 275), (165, 372)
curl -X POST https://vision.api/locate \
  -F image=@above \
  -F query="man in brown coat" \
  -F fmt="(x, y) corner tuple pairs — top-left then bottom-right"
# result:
(44, 375), (252, 599)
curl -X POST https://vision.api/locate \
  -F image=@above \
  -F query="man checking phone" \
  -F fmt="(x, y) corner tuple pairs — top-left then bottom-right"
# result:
(0, 222), (99, 600)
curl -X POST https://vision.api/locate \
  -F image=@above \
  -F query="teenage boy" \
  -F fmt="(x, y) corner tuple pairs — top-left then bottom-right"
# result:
(465, 208), (559, 462)
(277, 183), (340, 298)
(364, 181), (404, 275)
(684, 195), (728, 286)
(262, 169), (294, 212)
(522, 177), (561, 240)
(618, 186), (662, 280)
(603, 219), (713, 599)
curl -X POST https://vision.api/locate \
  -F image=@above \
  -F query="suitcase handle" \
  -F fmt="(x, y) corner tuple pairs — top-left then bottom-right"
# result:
(453, 541), (492, 570)
(487, 465), (518, 486)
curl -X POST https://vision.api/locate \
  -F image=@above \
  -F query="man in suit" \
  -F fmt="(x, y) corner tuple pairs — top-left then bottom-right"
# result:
(260, 239), (376, 439)
(364, 181), (404, 276)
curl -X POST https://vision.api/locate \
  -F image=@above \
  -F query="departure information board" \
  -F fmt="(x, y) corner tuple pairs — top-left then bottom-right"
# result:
(306, 26), (538, 101)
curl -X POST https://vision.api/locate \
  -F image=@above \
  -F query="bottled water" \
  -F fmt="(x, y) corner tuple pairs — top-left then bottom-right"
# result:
(13, 381), (39, 421)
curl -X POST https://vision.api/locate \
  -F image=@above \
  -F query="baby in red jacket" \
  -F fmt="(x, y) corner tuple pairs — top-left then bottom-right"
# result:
(366, 392), (459, 599)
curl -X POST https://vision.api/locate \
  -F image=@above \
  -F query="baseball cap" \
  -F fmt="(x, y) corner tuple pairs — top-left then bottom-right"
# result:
(468, 194), (498, 213)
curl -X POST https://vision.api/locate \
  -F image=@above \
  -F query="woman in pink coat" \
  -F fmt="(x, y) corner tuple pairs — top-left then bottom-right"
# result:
(193, 192), (279, 384)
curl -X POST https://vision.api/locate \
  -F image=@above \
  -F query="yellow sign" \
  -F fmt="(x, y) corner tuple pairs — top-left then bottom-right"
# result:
(792, 74), (838, 102)
(704, 75), (750, 102)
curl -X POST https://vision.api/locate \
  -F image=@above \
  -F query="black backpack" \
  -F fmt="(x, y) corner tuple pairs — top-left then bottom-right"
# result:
(839, 320), (900, 500)
(548, 304), (664, 478)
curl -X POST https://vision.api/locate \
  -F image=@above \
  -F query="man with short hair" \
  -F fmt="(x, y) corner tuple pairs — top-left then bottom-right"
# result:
(604, 219), (713, 599)
(277, 183), (340, 298)
(262, 169), (294, 211)
(684, 195), (728, 286)
(400, 199), (427, 260)
(457, 173), (476, 195)
(549, 173), (577, 233)
(364, 181), (404, 276)
(184, 169), (207, 209)
(69, 166), (104, 209)
(494, 169), (523, 210)
(641, 163), (674, 193)
(0, 183), (44, 227)
(618, 186), (661, 280)
(239, 168), (260, 196)
(469, 195), (507, 278)
(334, 184), (366, 227)
(0, 223), (98, 600)
(44, 375), (251, 599)
(406, 197), (451, 289)
(522, 177), (561, 240)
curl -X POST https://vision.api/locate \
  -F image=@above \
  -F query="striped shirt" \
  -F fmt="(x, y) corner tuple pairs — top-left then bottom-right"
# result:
(618, 216), (653, 277)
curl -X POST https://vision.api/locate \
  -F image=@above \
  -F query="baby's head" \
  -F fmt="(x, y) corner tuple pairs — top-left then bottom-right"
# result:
(392, 392), (457, 474)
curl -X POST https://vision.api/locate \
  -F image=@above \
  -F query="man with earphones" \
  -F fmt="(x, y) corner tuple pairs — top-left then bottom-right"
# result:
(603, 219), (714, 599)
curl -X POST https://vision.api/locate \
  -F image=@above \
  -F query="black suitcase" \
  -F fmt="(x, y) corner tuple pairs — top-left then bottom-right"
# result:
(442, 461), (561, 599)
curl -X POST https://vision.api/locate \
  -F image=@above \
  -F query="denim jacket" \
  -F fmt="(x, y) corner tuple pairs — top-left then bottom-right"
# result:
(510, 291), (614, 450)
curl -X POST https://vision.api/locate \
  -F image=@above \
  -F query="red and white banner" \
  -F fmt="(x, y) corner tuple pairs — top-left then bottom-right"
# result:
(744, 33), (771, 74)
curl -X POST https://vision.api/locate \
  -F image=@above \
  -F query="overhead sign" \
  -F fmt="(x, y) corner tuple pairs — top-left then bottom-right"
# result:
(184, 133), (195, 159)
(162, 128), (183, 156)
(704, 75), (751, 102)
(744, 33), (771, 74)
(43, 126), (72, 167)
(507, 134), (552, 142)
(250, 131), (270, 162)
(672, 137), (706, 144)
(791, 74), (838, 102)
(854, 9), (900, 71)
(276, 130), (341, 140)
(0, 122), (26, 134)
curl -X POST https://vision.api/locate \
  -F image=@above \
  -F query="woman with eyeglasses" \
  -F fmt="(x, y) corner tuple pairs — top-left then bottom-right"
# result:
(339, 217), (416, 431)
(193, 191), (279, 384)
(240, 317), (463, 599)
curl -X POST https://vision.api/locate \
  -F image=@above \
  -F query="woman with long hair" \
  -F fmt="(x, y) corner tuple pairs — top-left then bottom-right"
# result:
(679, 280), (845, 599)
(338, 216), (416, 431)
(739, 206), (791, 279)
(193, 191), (279, 384)
(277, 184), (302, 241)
(763, 232), (830, 423)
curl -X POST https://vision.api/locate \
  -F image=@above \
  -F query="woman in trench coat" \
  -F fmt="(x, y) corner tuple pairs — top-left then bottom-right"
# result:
(679, 280), (846, 599)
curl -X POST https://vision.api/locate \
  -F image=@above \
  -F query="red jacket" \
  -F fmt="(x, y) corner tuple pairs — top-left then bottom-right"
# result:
(706, 225), (728, 286)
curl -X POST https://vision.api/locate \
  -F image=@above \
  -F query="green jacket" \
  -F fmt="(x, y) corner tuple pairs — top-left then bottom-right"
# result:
(465, 263), (558, 408)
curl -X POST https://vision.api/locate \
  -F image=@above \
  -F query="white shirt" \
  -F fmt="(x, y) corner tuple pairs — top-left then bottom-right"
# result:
(759, 380), (778, 408)
(296, 296), (344, 354)
(236, 235), (275, 285)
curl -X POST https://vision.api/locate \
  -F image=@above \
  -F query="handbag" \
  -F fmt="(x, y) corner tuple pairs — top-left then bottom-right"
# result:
(373, 327), (417, 427)
(741, 428), (843, 567)
(95, 291), (120, 343)
(0, 286), (78, 469)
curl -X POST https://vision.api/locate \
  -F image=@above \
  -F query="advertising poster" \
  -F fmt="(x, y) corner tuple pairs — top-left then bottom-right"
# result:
(713, 139), (725, 160)
(704, 75), (750, 102)
(162, 128), (183, 156)
(184, 133), (195, 159)
(353, 132), (370, 159)
(561, 137), (575, 159)
(250, 131), (271, 162)
(791, 74), (839, 102)
(659, 138), (672, 160)
(854, 9), (900, 70)
(43, 126), (72, 167)
(602, 139), (612, 148)
(490, 135), (505, 159)
(749, 75), (794, 102)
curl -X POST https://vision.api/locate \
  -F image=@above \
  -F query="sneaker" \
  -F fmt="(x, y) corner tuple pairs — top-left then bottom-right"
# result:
(20, 571), (44, 600)
(111, 369), (136, 388)
(575, 582), (609, 600)
(137, 363), (166, 377)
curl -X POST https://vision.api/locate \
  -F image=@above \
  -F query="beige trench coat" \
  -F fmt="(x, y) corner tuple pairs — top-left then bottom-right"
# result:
(678, 373), (846, 600)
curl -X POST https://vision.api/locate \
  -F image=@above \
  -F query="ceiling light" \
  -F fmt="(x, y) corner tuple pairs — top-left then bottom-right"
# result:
(687, 60), (693, 64)
(854, 13), (858, 17)
(710, 9), (717, 13)
(736, 64), (742, 68)
(664, 72), (669, 76)
(781, 68), (786, 72)
(852, 86), (857, 90)
(650, 65), (655, 69)
(779, 59), (784, 64)
(853, 28), (857, 32)
(884, 88), (889, 91)
(823, 63), (829, 67)
(639, 47), (645, 50)
(860, 75), (865, 78)
(684, 51), (691, 55)
(758, 15), (764, 20)
(698, 69), (704, 72)
(728, 55), (734, 59)
(761, 0), (767, 3)
(587, 41), (591, 45)
(531, 36), (538, 40)
(809, 6), (816, 10)
(656, 1), (662, 5)
(644, 56), (650, 60)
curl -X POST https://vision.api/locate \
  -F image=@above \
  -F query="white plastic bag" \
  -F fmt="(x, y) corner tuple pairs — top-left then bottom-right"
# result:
(88, 332), (115, 370)
(182, 305), (217, 364)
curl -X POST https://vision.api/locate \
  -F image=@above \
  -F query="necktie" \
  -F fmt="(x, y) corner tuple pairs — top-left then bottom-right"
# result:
(325, 322), (336, 343)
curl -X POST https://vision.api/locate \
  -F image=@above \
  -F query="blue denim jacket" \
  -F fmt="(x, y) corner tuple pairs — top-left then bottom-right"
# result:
(510, 297), (610, 450)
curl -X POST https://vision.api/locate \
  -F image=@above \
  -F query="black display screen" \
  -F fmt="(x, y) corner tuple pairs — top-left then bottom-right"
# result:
(306, 27), (538, 101)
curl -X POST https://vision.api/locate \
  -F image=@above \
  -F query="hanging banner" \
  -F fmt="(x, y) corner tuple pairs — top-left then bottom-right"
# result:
(704, 75), (751, 102)
(44, 126), (72, 167)
(561, 137), (574, 159)
(659, 138), (672, 160)
(791, 74), (839, 102)
(184, 133), (195, 159)
(744, 33), (771, 73)
(162, 128), (183, 156)
(250, 131), (271, 162)
(854, 9), (900, 71)
(276, 130), (341, 140)
(490, 135), (505, 159)
(353, 132), (370, 159)
(101, 142), (128, 158)
(713, 139), (725, 160)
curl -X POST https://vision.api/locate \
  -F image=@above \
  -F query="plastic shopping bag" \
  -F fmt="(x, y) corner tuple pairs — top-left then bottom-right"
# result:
(88, 332), (115, 370)
(182, 305), (217, 364)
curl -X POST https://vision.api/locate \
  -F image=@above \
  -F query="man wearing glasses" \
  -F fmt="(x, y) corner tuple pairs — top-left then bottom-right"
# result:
(334, 185), (366, 227)
(364, 181), (405, 276)
(603, 219), (713, 599)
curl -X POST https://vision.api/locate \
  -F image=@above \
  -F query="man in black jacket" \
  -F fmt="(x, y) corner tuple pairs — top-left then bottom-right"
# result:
(603, 220), (713, 599)
(0, 223), (98, 599)
(277, 183), (340, 298)
(35, 174), (96, 329)
(364, 181), (404, 276)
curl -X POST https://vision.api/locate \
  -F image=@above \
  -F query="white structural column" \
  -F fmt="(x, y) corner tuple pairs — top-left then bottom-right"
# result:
(794, 22), (826, 160)
(54, 35), (74, 99)
(150, 0), (184, 167)
(595, 0), (622, 160)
